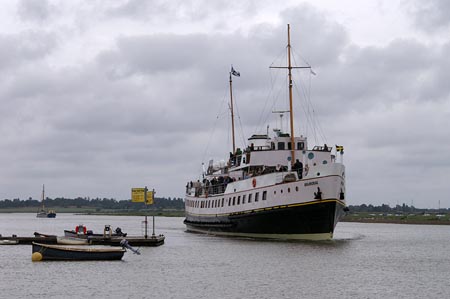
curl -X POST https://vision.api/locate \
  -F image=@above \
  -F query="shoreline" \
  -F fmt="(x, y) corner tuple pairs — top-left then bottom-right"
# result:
(2, 209), (450, 225)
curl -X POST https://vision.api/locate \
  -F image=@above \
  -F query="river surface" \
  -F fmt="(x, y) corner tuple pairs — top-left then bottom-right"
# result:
(0, 213), (449, 298)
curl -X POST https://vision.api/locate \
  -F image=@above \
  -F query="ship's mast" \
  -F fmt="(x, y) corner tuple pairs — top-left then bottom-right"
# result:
(229, 72), (236, 154)
(287, 24), (295, 167)
(270, 24), (311, 167)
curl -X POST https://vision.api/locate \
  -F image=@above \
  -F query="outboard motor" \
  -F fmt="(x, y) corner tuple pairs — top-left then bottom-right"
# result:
(120, 239), (140, 255)
(115, 227), (126, 236)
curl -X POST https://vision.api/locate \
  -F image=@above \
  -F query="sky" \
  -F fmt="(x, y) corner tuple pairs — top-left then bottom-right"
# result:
(0, 0), (449, 208)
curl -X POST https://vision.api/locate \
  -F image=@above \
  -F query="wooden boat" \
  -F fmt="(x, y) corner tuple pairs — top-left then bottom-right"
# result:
(32, 242), (125, 261)
(57, 236), (90, 245)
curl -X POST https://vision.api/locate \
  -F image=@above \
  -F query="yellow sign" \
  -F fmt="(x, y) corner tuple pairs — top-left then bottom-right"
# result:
(131, 188), (146, 202)
(146, 191), (154, 205)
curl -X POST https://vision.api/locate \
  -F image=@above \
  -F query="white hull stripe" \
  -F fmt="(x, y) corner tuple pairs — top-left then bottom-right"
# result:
(185, 227), (333, 241)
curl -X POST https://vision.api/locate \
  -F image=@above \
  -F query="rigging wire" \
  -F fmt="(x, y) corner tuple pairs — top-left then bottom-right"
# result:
(201, 89), (229, 164)
(231, 91), (248, 148)
(254, 48), (286, 134)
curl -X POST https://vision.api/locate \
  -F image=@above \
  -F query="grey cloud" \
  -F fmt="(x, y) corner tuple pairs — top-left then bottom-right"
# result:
(17, 0), (54, 22)
(0, 31), (57, 71)
(407, 0), (450, 32)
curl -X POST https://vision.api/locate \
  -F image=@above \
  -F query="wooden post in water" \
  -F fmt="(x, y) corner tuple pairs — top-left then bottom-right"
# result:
(144, 186), (148, 239)
(152, 188), (156, 237)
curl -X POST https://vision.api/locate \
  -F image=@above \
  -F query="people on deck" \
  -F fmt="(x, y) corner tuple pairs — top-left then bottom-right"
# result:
(292, 159), (303, 179)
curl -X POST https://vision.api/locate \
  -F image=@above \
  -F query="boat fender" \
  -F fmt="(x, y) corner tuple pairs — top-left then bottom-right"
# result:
(252, 178), (256, 188)
(32, 252), (43, 262)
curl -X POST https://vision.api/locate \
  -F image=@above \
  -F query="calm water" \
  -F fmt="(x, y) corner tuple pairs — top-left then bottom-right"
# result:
(1, 214), (449, 299)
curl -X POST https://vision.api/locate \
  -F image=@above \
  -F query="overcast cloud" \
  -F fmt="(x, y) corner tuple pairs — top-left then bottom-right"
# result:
(0, 0), (448, 208)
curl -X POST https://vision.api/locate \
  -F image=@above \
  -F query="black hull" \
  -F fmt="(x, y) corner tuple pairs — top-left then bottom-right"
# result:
(185, 200), (345, 240)
(32, 243), (125, 261)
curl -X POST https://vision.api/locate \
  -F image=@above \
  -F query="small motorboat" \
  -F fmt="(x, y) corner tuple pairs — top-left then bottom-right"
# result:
(31, 242), (126, 261)
(64, 225), (127, 239)
(56, 236), (90, 245)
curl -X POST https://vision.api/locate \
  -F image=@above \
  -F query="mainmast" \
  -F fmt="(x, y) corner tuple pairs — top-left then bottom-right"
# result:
(287, 24), (295, 167)
(229, 72), (236, 154)
(270, 24), (311, 167)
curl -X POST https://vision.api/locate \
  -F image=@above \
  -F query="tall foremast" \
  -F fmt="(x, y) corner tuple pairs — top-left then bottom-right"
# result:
(287, 24), (295, 167)
(270, 24), (312, 167)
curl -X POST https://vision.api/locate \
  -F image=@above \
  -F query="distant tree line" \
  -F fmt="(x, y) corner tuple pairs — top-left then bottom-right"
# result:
(0, 197), (185, 210)
(349, 204), (449, 213)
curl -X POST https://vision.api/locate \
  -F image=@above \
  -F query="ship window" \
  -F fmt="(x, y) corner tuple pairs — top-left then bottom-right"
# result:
(242, 195), (246, 204)
(255, 192), (259, 202)
(295, 186), (299, 192)
(208, 201), (210, 208)
(288, 142), (292, 150)
(297, 142), (304, 150)
(281, 189), (283, 194)
(233, 197), (236, 205)
(262, 191), (267, 200)
(278, 142), (285, 150)
(271, 142), (275, 150)
(228, 198), (231, 206)
(274, 190), (276, 194)
(322, 160), (328, 164)
(288, 188), (291, 193)
(237, 196), (241, 205)
(222, 198), (224, 207)
(248, 193), (252, 203)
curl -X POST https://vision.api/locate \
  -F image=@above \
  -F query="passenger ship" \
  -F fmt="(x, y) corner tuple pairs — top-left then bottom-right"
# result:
(184, 25), (347, 240)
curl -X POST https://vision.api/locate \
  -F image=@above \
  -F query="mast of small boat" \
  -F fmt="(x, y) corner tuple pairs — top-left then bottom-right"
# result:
(41, 184), (45, 210)
(287, 24), (295, 167)
(229, 71), (236, 154)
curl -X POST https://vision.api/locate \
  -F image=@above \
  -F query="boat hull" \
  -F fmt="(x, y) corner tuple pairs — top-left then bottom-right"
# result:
(64, 230), (125, 239)
(32, 243), (125, 261)
(185, 199), (345, 240)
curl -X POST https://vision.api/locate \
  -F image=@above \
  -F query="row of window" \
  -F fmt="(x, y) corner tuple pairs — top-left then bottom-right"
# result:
(186, 185), (302, 210)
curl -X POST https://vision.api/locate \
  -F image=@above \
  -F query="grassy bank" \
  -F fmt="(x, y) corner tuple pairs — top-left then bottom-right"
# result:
(342, 212), (450, 225)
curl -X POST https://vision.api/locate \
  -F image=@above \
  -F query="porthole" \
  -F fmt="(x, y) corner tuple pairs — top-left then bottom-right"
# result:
(317, 172), (321, 176)
(295, 186), (299, 192)
(281, 189), (283, 194)
(308, 152), (314, 159)
(322, 160), (328, 164)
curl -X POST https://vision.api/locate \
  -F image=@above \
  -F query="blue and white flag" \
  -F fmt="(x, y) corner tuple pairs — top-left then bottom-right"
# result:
(231, 66), (240, 77)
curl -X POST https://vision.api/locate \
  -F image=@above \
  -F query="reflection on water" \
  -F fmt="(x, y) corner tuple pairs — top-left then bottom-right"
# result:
(1, 214), (449, 299)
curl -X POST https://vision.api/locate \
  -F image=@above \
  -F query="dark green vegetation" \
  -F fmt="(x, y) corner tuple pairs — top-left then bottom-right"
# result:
(2, 198), (450, 224)
(344, 204), (450, 225)
(0, 197), (185, 217)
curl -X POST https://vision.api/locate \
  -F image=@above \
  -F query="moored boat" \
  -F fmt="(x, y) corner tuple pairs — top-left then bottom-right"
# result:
(36, 185), (56, 218)
(184, 24), (348, 241)
(64, 225), (127, 239)
(31, 242), (125, 261)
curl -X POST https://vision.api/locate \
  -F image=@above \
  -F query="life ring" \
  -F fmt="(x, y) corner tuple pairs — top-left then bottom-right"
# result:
(252, 178), (256, 188)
